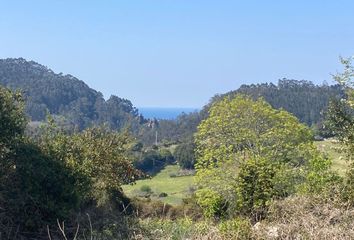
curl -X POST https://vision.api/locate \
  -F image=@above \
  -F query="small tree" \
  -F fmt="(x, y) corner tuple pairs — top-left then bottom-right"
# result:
(174, 141), (196, 169)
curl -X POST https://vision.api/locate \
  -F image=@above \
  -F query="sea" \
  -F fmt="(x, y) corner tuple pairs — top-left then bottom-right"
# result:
(138, 107), (199, 120)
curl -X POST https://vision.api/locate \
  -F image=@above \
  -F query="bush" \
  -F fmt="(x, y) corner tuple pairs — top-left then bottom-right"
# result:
(0, 87), (83, 236)
(195, 189), (227, 218)
(141, 185), (153, 193)
(218, 218), (252, 239)
(1, 141), (81, 235)
(39, 125), (141, 207)
(159, 192), (168, 197)
(134, 150), (167, 174)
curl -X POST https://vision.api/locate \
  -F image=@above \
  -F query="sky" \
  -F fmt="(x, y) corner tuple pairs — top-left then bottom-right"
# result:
(0, 1), (353, 108)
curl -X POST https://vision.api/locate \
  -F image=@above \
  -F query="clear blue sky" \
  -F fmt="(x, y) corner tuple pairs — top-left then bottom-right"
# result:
(1, 1), (353, 108)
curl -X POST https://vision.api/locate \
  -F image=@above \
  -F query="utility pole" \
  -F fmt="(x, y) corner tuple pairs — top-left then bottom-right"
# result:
(155, 130), (158, 145)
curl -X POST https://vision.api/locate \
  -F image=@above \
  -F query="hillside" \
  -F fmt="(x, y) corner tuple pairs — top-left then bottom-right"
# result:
(0, 58), (143, 130)
(222, 79), (344, 125)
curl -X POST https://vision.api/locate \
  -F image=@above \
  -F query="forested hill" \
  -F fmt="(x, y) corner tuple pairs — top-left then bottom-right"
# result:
(0, 58), (143, 130)
(218, 79), (344, 126)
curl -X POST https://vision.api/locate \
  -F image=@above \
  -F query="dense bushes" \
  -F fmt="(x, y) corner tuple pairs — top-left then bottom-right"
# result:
(2, 142), (80, 233)
(0, 86), (142, 238)
(0, 86), (78, 236)
(39, 123), (142, 206)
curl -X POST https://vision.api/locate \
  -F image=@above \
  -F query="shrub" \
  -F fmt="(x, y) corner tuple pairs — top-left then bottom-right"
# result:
(140, 185), (153, 193)
(218, 218), (252, 239)
(159, 192), (168, 197)
(195, 188), (227, 218)
(134, 150), (166, 174)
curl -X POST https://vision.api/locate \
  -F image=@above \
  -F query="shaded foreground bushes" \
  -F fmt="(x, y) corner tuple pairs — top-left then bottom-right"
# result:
(0, 86), (143, 238)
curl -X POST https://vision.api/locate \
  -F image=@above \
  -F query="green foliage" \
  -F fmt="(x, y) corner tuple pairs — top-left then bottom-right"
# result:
(195, 189), (227, 218)
(324, 98), (354, 159)
(2, 141), (80, 231)
(141, 185), (153, 193)
(235, 157), (279, 218)
(174, 141), (196, 169)
(195, 95), (323, 218)
(159, 148), (175, 164)
(139, 111), (204, 146)
(0, 87), (80, 235)
(0, 86), (27, 183)
(218, 218), (252, 239)
(39, 125), (141, 206)
(134, 148), (174, 174)
(327, 56), (354, 204)
(0, 86), (26, 146)
(298, 146), (342, 196)
(224, 79), (344, 126)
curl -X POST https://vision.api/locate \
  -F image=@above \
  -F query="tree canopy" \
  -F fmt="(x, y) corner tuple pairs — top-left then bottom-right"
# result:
(194, 95), (327, 218)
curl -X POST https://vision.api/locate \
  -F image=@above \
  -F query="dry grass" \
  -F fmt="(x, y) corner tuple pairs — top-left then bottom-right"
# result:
(252, 196), (354, 240)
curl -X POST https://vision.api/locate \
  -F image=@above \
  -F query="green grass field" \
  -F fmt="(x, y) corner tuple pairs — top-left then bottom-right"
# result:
(122, 165), (194, 205)
(314, 139), (348, 175)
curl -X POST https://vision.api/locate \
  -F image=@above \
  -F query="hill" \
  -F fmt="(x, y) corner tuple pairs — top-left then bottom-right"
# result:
(221, 79), (344, 126)
(0, 58), (143, 130)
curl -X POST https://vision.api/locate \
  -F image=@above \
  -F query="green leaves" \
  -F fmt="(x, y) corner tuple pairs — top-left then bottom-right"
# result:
(0, 86), (26, 146)
(194, 95), (322, 219)
(40, 126), (142, 206)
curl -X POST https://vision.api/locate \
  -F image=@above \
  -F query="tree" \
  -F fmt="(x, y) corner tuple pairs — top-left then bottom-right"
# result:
(174, 141), (196, 169)
(194, 95), (321, 218)
(0, 86), (26, 147)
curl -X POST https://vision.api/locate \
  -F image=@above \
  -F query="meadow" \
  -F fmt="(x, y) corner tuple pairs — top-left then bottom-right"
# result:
(122, 165), (194, 205)
(314, 139), (348, 175)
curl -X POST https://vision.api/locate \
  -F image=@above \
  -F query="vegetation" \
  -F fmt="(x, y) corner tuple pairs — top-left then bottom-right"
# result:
(133, 148), (175, 174)
(174, 140), (196, 169)
(0, 58), (143, 130)
(194, 95), (336, 220)
(221, 79), (344, 126)
(123, 165), (194, 205)
(0, 86), (143, 238)
(315, 139), (347, 175)
(3, 56), (354, 239)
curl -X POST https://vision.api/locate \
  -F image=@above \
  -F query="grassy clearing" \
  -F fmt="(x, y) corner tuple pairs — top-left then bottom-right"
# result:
(314, 139), (348, 175)
(122, 165), (194, 205)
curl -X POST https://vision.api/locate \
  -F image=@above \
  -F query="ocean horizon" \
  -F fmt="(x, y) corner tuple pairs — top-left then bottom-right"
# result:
(138, 107), (199, 120)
